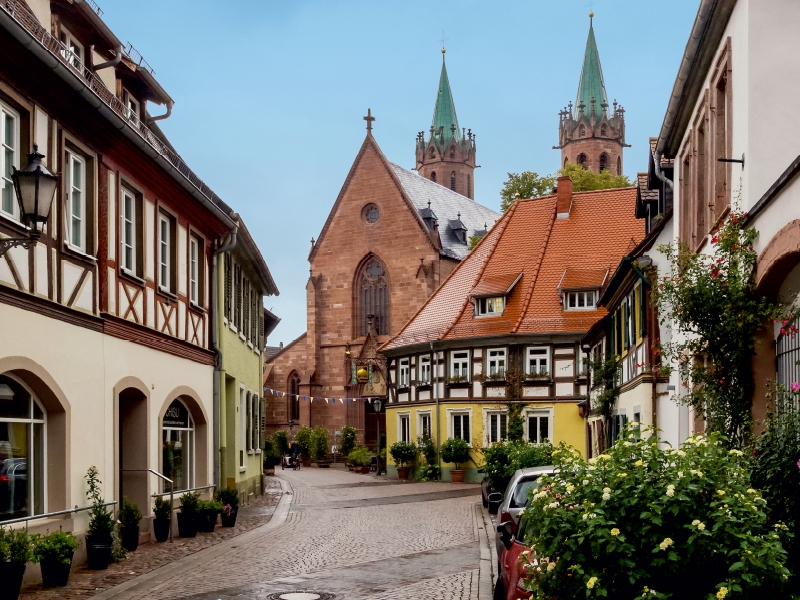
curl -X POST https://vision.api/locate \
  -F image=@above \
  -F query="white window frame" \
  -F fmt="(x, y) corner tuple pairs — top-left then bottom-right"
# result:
(524, 407), (553, 444)
(564, 290), (597, 311)
(450, 350), (470, 381)
(59, 26), (84, 68)
(122, 88), (139, 122)
(526, 346), (551, 378)
(65, 152), (86, 253)
(159, 214), (171, 293)
(417, 410), (432, 439)
(487, 348), (507, 378)
(189, 236), (199, 305)
(484, 409), (508, 445)
(447, 408), (472, 445)
(475, 296), (505, 317)
(397, 412), (411, 443)
(0, 102), (20, 220)
(576, 346), (589, 377)
(418, 355), (432, 384)
(398, 358), (410, 387)
(120, 187), (136, 274)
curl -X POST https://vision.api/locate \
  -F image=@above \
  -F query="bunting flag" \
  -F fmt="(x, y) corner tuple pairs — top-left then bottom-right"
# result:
(261, 387), (385, 405)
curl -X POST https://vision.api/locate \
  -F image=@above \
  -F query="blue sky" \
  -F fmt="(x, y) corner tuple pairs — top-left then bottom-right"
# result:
(103, 0), (698, 345)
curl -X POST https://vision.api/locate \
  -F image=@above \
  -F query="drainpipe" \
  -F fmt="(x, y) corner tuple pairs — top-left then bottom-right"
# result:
(148, 100), (174, 124)
(212, 219), (239, 489)
(93, 44), (123, 70)
(431, 341), (440, 478)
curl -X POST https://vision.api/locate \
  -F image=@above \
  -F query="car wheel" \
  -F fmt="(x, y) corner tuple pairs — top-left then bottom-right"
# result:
(493, 576), (506, 600)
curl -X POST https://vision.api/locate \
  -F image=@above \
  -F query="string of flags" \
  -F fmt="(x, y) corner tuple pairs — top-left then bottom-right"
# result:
(262, 387), (381, 405)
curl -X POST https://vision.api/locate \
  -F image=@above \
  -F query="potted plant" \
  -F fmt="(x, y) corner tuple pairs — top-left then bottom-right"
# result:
(152, 497), (171, 543)
(310, 426), (330, 466)
(84, 466), (114, 569)
(294, 427), (313, 467)
(215, 487), (240, 528)
(0, 526), (33, 599)
(33, 531), (77, 587)
(389, 441), (417, 480)
(440, 437), (471, 483)
(340, 425), (357, 459)
(273, 430), (289, 456)
(197, 500), (221, 533)
(348, 446), (372, 474)
(177, 491), (200, 538)
(118, 496), (143, 552)
(262, 436), (281, 475)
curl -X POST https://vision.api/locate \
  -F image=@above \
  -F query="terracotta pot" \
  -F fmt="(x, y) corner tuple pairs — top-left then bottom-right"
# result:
(0, 561), (26, 598)
(177, 512), (197, 538)
(361, 465), (371, 474)
(153, 518), (170, 542)
(450, 469), (465, 483)
(302, 457), (312, 467)
(40, 553), (73, 587)
(264, 467), (275, 476)
(396, 467), (410, 480)
(85, 534), (113, 570)
(220, 508), (238, 528)
(120, 525), (139, 552)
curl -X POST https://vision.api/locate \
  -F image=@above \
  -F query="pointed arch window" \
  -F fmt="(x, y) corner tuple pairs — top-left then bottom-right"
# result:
(357, 256), (389, 336)
(288, 371), (300, 420)
(577, 153), (588, 168)
(431, 171), (437, 183)
(600, 125), (607, 137)
(467, 175), (471, 198)
(579, 125), (586, 138)
(450, 172), (456, 191)
(429, 147), (435, 159)
(616, 156), (622, 175)
(599, 153), (609, 172)
(449, 147), (455, 158)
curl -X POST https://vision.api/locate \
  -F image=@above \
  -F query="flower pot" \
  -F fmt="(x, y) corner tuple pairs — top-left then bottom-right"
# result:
(361, 465), (371, 474)
(0, 561), (26, 599)
(264, 467), (275, 476)
(302, 457), (311, 467)
(220, 508), (238, 528)
(85, 534), (113, 570)
(120, 525), (140, 552)
(197, 510), (217, 533)
(177, 512), (197, 538)
(396, 467), (410, 480)
(40, 553), (73, 587)
(450, 469), (465, 483)
(153, 518), (170, 542)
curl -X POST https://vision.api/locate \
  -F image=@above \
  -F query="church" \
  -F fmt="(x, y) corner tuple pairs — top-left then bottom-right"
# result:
(263, 49), (500, 448)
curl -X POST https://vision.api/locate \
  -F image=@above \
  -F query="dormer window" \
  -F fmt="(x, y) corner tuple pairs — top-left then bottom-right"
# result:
(476, 296), (504, 316)
(564, 290), (597, 310)
(122, 89), (139, 122)
(59, 27), (83, 68)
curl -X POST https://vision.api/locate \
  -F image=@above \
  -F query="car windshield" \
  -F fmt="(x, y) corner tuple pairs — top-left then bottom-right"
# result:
(510, 476), (542, 508)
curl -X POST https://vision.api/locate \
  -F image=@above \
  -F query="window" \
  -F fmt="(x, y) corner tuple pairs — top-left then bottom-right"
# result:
(122, 89), (139, 122)
(526, 346), (550, 378)
(357, 256), (389, 336)
(579, 125), (586, 138)
(487, 411), (507, 444)
(449, 147), (455, 158)
(577, 153), (587, 167)
(450, 172), (456, 191)
(564, 290), (596, 310)
(246, 392), (253, 452)
(224, 254), (233, 321)
(289, 372), (300, 420)
(362, 203), (379, 224)
(576, 346), (589, 377)
(189, 236), (200, 305)
(59, 27), (83, 68)
(527, 412), (550, 444)
(610, 412), (628, 445)
(450, 351), (469, 381)
(599, 153), (609, 172)
(399, 414), (410, 443)
(0, 375), (46, 521)
(120, 188), (137, 274)
(600, 125), (607, 137)
(429, 147), (435, 159)
(418, 355), (431, 384)
(158, 214), (173, 293)
(398, 358), (410, 387)
(0, 103), (19, 219)
(487, 348), (506, 378)
(418, 412), (431, 439)
(467, 175), (471, 198)
(451, 412), (470, 442)
(616, 156), (622, 176)
(65, 152), (86, 252)
(476, 296), (504, 316)
(239, 388), (245, 469)
(162, 399), (194, 492)
(713, 56), (731, 220)
(431, 171), (437, 183)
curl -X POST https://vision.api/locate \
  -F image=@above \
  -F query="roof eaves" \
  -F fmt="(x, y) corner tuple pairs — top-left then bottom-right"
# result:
(236, 218), (279, 296)
(265, 331), (307, 363)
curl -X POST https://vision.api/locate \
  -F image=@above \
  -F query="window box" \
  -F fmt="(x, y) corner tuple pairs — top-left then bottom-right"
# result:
(482, 372), (508, 384)
(525, 370), (552, 381)
(415, 383), (432, 391)
(446, 375), (469, 385)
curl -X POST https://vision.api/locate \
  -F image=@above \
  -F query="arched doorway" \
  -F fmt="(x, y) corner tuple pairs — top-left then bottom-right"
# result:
(117, 381), (149, 514)
(159, 389), (208, 493)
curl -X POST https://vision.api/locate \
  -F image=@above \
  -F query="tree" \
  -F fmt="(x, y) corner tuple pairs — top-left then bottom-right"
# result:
(560, 163), (630, 192)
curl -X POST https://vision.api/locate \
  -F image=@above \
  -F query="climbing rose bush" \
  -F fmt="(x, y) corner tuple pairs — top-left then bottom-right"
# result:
(517, 427), (791, 599)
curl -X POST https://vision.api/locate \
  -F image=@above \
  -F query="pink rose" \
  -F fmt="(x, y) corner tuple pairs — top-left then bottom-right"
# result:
(791, 382), (800, 393)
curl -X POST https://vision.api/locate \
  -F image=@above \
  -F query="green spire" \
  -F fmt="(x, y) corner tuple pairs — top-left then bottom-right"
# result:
(431, 52), (461, 148)
(574, 14), (608, 120)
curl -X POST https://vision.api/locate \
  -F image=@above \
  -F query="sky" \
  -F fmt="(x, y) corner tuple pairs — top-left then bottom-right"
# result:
(103, 0), (699, 346)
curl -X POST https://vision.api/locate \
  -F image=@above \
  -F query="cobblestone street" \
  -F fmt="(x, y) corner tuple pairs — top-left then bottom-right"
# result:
(94, 468), (493, 600)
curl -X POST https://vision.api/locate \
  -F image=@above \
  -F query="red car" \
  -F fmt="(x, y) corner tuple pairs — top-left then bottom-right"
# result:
(494, 517), (532, 600)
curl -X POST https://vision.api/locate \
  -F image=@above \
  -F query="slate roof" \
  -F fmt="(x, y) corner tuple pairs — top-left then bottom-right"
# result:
(389, 163), (500, 261)
(382, 186), (644, 351)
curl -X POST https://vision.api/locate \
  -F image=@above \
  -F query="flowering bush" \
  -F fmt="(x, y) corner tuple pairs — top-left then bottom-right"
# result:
(518, 427), (791, 599)
(481, 440), (554, 493)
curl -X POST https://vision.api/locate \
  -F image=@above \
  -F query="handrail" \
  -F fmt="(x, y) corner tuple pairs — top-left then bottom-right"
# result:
(1, 501), (117, 527)
(152, 484), (215, 498)
(122, 468), (173, 543)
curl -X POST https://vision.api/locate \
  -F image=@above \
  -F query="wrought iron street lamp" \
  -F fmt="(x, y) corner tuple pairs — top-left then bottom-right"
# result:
(373, 398), (383, 476)
(0, 144), (57, 257)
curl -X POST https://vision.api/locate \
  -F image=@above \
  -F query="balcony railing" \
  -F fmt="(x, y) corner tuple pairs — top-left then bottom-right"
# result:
(124, 42), (155, 76)
(83, 0), (103, 17)
(0, 0), (226, 212)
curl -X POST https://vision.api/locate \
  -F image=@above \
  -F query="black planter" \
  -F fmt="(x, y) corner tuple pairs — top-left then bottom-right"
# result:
(220, 508), (238, 528)
(0, 561), (26, 599)
(120, 525), (139, 552)
(176, 512), (197, 538)
(153, 518), (170, 542)
(197, 510), (217, 533)
(86, 534), (113, 570)
(40, 552), (73, 587)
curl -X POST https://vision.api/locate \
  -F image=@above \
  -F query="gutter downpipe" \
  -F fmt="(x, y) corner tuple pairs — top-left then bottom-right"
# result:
(93, 44), (122, 71)
(148, 100), (174, 124)
(212, 221), (239, 489)
(431, 341), (440, 478)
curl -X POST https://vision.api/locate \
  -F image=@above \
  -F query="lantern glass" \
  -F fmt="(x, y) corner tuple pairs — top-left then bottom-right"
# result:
(12, 145), (57, 226)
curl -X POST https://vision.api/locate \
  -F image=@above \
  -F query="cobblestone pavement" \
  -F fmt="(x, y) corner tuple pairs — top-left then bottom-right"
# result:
(19, 479), (283, 600)
(94, 467), (489, 600)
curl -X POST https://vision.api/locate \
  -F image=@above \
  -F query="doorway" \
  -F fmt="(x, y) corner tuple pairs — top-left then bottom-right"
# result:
(118, 387), (148, 513)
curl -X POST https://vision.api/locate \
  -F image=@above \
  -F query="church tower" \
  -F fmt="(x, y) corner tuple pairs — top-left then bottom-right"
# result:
(555, 13), (628, 175)
(416, 48), (476, 199)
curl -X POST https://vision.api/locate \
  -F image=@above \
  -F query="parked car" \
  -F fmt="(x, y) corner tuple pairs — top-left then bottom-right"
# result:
(494, 510), (533, 600)
(491, 466), (553, 561)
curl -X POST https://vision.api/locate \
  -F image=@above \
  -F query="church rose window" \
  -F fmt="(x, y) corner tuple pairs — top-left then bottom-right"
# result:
(358, 257), (389, 336)
(362, 203), (379, 224)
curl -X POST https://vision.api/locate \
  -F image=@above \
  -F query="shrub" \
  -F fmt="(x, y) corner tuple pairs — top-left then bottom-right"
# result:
(416, 464), (440, 482)
(200, 500), (223, 514)
(340, 426), (357, 458)
(518, 427), (791, 599)
(389, 441), (418, 468)
(0, 527), (33, 564)
(262, 436), (281, 469)
(440, 438), (471, 469)
(417, 435), (437, 466)
(294, 426), (313, 456)
(480, 440), (554, 493)
(272, 430), (289, 455)
(348, 446), (372, 467)
(32, 531), (78, 564)
(310, 426), (329, 461)
(215, 486), (239, 510)
(179, 491), (201, 516)
(118, 496), (142, 528)
(86, 466), (114, 538)
(153, 497), (172, 520)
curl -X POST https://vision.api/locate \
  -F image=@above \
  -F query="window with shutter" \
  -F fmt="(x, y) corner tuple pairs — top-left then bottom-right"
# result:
(258, 302), (264, 350)
(224, 254), (232, 321)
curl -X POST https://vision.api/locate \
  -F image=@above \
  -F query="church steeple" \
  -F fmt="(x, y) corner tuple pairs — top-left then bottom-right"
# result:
(416, 47), (476, 199)
(555, 12), (628, 175)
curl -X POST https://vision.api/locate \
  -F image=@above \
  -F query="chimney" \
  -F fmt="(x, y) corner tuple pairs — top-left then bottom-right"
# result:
(556, 176), (573, 218)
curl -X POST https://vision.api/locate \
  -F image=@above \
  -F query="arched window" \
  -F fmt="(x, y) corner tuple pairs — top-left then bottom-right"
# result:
(449, 147), (455, 158)
(357, 256), (389, 336)
(467, 175), (471, 198)
(162, 398), (195, 492)
(289, 372), (300, 420)
(450, 172), (456, 191)
(599, 153), (609, 172)
(617, 156), (622, 175)
(577, 153), (588, 168)
(600, 125), (607, 137)
(431, 171), (437, 183)
(429, 147), (435, 158)
(579, 125), (586, 138)
(0, 375), (45, 521)
(564, 157), (569, 167)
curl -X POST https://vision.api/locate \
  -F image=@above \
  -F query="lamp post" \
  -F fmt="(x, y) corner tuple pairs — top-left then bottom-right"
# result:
(0, 145), (57, 257)
(373, 398), (382, 476)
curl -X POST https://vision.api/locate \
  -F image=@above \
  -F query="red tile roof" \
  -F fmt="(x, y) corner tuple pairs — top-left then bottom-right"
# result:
(381, 187), (644, 350)
(559, 267), (609, 291)
(470, 271), (523, 297)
